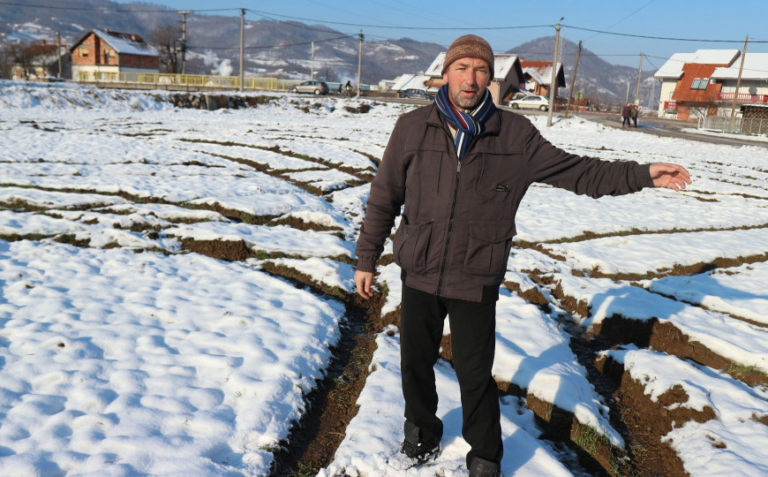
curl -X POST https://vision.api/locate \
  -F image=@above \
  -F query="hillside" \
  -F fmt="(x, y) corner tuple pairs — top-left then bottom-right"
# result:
(0, 0), (443, 83)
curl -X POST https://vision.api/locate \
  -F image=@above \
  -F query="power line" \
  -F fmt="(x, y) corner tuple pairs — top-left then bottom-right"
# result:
(187, 34), (353, 51)
(246, 8), (552, 31)
(0, 1), (235, 13)
(564, 24), (768, 43)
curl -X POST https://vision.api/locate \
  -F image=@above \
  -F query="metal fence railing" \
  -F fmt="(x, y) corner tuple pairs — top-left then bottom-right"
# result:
(81, 72), (302, 91)
(702, 116), (768, 136)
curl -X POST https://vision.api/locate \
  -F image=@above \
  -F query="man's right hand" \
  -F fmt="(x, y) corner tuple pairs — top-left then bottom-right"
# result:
(354, 271), (374, 299)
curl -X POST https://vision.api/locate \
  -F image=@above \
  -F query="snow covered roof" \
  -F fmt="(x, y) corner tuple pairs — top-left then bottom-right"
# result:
(424, 52), (522, 81)
(70, 29), (159, 58)
(654, 50), (740, 79)
(391, 74), (432, 91)
(521, 61), (564, 87)
(712, 53), (768, 80)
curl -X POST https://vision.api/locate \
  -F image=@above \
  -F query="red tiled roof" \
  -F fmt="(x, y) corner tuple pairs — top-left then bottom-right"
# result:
(672, 63), (726, 103)
(25, 44), (61, 58)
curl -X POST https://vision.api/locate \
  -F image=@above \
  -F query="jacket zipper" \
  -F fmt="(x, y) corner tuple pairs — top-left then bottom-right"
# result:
(435, 133), (483, 296)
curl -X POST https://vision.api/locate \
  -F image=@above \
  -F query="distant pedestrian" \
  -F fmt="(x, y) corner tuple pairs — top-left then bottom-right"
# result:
(622, 103), (632, 128)
(338, 83), (343, 95)
(631, 104), (639, 128)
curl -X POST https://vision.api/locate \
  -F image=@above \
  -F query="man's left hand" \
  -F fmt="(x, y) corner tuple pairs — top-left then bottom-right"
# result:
(650, 163), (692, 191)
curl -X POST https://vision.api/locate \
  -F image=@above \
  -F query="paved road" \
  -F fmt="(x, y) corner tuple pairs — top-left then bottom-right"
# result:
(376, 97), (768, 149)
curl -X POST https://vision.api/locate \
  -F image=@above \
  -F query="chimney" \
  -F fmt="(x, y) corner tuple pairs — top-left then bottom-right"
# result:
(41, 39), (46, 45)
(104, 28), (109, 32)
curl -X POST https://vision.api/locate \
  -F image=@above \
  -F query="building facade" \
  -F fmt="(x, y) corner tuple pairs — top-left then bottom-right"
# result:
(70, 29), (159, 82)
(655, 50), (768, 120)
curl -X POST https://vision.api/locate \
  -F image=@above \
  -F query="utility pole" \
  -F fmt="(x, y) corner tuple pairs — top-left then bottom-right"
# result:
(239, 8), (245, 91)
(731, 36), (749, 118)
(565, 40), (582, 118)
(310, 41), (315, 80)
(177, 11), (192, 75)
(625, 81), (630, 104)
(56, 30), (62, 78)
(635, 53), (644, 103)
(547, 19), (563, 127)
(356, 30), (363, 99)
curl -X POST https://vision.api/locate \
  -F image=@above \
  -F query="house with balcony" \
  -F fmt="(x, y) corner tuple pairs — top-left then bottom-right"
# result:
(711, 53), (768, 112)
(519, 60), (565, 98)
(654, 49), (740, 120)
(424, 52), (525, 106)
(654, 49), (768, 120)
(69, 29), (159, 82)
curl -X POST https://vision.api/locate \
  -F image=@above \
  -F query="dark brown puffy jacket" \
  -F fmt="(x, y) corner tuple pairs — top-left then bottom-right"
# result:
(355, 104), (653, 302)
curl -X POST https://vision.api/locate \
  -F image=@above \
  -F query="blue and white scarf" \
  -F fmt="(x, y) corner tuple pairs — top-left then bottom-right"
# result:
(434, 83), (496, 161)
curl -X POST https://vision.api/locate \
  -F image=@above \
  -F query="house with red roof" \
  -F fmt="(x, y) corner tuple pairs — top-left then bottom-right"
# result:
(654, 49), (768, 120)
(11, 40), (70, 81)
(69, 29), (159, 82)
(519, 60), (565, 99)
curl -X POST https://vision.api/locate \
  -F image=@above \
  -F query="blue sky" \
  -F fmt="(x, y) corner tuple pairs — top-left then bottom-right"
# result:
(115, 0), (768, 69)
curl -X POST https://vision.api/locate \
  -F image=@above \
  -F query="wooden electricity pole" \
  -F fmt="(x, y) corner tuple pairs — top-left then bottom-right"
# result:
(635, 53), (644, 103)
(356, 30), (363, 99)
(56, 30), (62, 78)
(547, 21), (562, 127)
(731, 36), (749, 118)
(177, 11), (192, 75)
(565, 40), (582, 118)
(239, 8), (245, 92)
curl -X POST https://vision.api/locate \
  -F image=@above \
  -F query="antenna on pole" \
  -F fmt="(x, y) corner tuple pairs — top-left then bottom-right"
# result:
(177, 10), (193, 75)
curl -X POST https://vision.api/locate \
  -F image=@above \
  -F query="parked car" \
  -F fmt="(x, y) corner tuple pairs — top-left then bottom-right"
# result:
(397, 89), (433, 100)
(290, 81), (329, 95)
(508, 95), (550, 111)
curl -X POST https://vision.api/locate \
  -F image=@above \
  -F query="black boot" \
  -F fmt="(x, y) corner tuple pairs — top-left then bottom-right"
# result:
(469, 456), (501, 477)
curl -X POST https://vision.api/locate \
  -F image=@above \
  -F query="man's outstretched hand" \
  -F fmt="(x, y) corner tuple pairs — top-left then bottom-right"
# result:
(650, 163), (692, 191)
(354, 270), (374, 299)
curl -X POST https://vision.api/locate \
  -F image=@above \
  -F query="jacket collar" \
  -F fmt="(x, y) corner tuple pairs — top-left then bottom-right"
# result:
(425, 101), (501, 137)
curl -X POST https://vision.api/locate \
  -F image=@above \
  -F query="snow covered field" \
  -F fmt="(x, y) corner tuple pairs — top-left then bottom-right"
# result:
(2, 81), (768, 476)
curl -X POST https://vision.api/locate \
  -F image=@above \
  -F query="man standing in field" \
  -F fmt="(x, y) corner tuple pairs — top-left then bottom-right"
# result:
(354, 34), (691, 476)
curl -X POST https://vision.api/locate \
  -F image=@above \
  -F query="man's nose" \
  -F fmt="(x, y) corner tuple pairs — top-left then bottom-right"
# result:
(464, 71), (478, 86)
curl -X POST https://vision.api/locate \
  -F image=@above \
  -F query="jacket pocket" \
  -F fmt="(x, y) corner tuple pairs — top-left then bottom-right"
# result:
(462, 223), (515, 277)
(393, 220), (434, 274)
(476, 153), (524, 202)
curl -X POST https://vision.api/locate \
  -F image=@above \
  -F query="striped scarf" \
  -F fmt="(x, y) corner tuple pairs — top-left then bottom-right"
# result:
(435, 83), (496, 161)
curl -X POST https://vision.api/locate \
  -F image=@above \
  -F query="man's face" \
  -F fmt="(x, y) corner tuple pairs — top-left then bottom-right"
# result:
(442, 57), (492, 111)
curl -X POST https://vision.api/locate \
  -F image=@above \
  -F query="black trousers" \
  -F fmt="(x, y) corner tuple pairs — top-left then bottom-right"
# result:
(400, 284), (503, 467)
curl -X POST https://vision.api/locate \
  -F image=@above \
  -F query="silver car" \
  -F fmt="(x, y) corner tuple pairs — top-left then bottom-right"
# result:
(508, 95), (550, 111)
(290, 81), (329, 95)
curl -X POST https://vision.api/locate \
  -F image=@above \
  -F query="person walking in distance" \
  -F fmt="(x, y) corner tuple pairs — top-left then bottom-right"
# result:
(622, 102), (632, 128)
(353, 34), (691, 476)
(631, 103), (640, 128)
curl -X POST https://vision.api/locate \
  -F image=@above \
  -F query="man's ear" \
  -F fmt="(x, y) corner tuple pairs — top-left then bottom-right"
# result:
(442, 72), (448, 84)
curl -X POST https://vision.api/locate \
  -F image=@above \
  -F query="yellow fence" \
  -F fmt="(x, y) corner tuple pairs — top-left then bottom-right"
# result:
(85, 72), (301, 91)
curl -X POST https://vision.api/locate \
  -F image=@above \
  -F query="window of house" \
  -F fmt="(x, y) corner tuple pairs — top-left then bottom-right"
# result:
(691, 78), (708, 90)
(80, 48), (89, 58)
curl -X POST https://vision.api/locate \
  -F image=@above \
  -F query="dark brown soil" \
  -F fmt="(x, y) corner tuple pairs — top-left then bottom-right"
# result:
(179, 238), (251, 261)
(596, 316), (768, 387)
(595, 354), (712, 477)
(262, 263), (387, 477)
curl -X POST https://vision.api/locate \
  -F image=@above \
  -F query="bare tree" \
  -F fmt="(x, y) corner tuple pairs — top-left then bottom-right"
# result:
(0, 41), (31, 79)
(148, 23), (181, 74)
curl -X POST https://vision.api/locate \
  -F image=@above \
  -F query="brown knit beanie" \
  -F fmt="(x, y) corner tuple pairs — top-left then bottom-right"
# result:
(441, 34), (495, 80)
